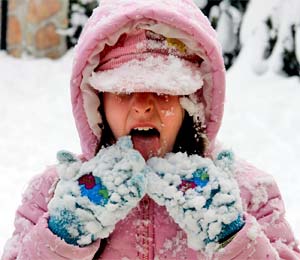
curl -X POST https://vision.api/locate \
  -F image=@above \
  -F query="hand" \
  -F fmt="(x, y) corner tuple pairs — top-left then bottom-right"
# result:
(48, 136), (147, 246)
(147, 151), (244, 254)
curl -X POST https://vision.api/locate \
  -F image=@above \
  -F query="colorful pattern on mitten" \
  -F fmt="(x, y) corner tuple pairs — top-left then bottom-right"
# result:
(147, 151), (244, 255)
(78, 174), (109, 206)
(48, 136), (147, 246)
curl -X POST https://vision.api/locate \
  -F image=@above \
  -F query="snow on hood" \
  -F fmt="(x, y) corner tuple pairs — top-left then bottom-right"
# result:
(70, 0), (225, 159)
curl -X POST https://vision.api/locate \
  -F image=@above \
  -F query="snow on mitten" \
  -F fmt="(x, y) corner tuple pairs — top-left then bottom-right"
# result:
(48, 136), (147, 246)
(147, 151), (244, 254)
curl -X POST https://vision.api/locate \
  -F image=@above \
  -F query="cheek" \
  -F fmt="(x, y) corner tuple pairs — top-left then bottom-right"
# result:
(160, 103), (184, 142)
(103, 98), (127, 138)
(161, 98), (184, 127)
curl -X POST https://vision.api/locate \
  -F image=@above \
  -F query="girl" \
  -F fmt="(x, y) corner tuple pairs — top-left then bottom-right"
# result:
(2, 0), (300, 259)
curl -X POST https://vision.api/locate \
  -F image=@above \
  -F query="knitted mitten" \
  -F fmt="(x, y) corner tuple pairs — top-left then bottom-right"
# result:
(147, 150), (244, 254)
(48, 136), (147, 246)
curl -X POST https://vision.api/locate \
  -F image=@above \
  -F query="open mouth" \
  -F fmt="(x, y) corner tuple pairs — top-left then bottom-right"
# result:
(129, 127), (160, 138)
(129, 127), (161, 160)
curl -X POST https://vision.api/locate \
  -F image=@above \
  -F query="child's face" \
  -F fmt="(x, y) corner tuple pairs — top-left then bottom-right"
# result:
(103, 92), (185, 160)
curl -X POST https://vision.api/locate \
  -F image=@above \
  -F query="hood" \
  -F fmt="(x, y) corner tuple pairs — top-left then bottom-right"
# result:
(70, 0), (226, 159)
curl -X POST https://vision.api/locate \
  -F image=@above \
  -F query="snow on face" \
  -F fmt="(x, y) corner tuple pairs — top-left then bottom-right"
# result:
(102, 92), (185, 160)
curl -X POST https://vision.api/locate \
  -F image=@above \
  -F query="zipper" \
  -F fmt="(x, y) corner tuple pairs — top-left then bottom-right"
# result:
(138, 195), (154, 260)
(143, 197), (149, 260)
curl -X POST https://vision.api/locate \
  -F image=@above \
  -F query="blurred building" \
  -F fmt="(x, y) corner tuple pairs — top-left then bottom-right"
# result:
(1, 0), (68, 59)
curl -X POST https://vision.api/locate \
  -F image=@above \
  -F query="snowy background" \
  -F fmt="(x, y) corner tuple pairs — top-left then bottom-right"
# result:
(1, 0), (300, 254)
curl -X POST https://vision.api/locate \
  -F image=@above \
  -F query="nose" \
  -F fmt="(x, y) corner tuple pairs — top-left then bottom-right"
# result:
(131, 93), (154, 115)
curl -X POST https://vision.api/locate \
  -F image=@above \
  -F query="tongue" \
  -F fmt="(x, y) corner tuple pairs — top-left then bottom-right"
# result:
(131, 135), (160, 160)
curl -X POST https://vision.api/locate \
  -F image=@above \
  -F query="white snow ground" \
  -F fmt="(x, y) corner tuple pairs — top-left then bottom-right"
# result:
(0, 47), (299, 254)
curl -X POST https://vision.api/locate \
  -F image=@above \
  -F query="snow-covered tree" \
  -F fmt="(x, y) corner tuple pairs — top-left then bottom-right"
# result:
(63, 0), (299, 77)
(66, 0), (99, 47)
(264, 0), (300, 76)
(193, 0), (208, 9)
(241, 0), (300, 77)
(199, 0), (249, 69)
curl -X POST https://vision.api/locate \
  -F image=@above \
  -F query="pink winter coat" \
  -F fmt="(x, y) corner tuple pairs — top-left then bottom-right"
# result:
(2, 0), (300, 259)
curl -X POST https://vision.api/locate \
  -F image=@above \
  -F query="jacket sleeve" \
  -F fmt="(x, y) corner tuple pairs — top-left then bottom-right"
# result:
(211, 159), (300, 260)
(1, 167), (100, 260)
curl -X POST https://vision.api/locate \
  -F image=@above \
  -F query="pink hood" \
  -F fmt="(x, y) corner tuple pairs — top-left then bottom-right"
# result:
(70, 0), (226, 159)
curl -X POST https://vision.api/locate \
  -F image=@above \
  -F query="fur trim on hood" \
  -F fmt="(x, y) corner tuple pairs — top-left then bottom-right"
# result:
(70, 0), (225, 159)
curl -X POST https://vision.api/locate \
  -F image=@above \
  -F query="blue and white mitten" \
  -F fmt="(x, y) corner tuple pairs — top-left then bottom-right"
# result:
(147, 151), (244, 254)
(48, 136), (147, 246)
